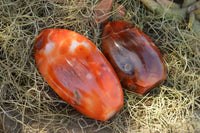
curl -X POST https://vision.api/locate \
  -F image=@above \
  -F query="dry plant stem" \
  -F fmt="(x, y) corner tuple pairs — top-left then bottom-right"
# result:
(156, 0), (180, 9)
(188, 13), (200, 35)
(141, 0), (200, 35)
(182, 0), (196, 8)
(187, 1), (200, 35)
(140, 0), (187, 21)
(40, 0), (86, 5)
(187, 1), (200, 13)
(188, 13), (195, 29)
(41, 0), (65, 3)
(195, 9), (200, 20)
(112, 3), (126, 20)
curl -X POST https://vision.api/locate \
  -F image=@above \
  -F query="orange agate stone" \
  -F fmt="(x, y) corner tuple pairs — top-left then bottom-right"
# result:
(34, 28), (123, 121)
(101, 21), (167, 95)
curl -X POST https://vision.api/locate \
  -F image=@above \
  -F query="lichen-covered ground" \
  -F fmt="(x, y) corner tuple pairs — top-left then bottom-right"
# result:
(0, 0), (200, 132)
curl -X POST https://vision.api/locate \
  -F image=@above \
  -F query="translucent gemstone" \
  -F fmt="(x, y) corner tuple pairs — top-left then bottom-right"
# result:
(34, 28), (123, 121)
(101, 21), (167, 95)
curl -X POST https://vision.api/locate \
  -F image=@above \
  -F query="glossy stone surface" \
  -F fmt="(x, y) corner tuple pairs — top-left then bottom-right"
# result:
(34, 28), (123, 121)
(101, 21), (167, 95)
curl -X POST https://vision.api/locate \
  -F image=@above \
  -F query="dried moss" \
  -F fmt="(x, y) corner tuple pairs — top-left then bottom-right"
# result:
(0, 0), (200, 132)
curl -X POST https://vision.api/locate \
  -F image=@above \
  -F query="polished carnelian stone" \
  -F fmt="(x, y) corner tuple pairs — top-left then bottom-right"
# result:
(101, 21), (167, 95)
(34, 28), (123, 121)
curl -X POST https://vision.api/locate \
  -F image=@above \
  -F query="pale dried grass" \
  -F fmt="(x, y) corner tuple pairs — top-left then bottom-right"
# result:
(0, 0), (199, 133)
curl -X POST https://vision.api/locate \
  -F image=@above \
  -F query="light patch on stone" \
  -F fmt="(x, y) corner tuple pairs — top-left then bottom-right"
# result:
(97, 47), (102, 53)
(43, 29), (55, 55)
(38, 58), (42, 64)
(44, 41), (55, 55)
(39, 49), (43, 54)
(102, 65), (111, 72)
(69, 40), (90, 53)
(85, 97), (93, 109)
(105, 110), (116, 121)
(86, 73), (92, 79)
(65, 58), (73, 67)
(96, 71), (101, 76)
(74, 90), (81, 105)
(150, 42), (155, 46)
(71, 58), (76, 62)
(114, 41), (121, 49)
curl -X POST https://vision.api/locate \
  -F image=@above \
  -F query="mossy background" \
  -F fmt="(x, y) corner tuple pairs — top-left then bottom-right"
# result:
(0, 0), (200, 132)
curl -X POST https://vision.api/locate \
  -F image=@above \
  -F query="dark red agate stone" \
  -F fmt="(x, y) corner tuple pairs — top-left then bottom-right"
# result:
(101, 21), (167, 95)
